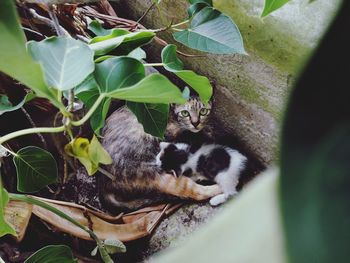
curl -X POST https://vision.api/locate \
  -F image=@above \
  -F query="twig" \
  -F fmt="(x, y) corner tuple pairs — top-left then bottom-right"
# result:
(98, 167), (116, 181)
(20, 107), (48, 149)
(29, 8), (70, 36)
(22, 26), (45, 38)
(137, 2), (155, 24)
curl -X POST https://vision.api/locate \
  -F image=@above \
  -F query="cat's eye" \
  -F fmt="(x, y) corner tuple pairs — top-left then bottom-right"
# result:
(180, 110), (190, 117)
(199, 108), (210, 116)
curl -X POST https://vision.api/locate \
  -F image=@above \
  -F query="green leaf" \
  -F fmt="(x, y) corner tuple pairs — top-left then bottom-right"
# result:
(187, 2), (210, 17)
(0, 0), (63, 109)
(13, 146), (58, 193)
(95, 57), (145, 94)
(64, 136), (112, 176)
(161, 45), (212, 103)
(107, 74), (186, 104)
(261, 0), (290, 17)
(88, 20), (112, 36)
(127, 102), (169, 138)
(162, 44), (184, 71)
(89, 30), (155, 56)
(89, 135), (113, 166)
(128, 48), (147, 60)
(0, 92), (36, 116)
(27, 37), (95, 91)
(24, 245), (77, 263)
(0, 185), (16, 237)
(173, 7), (245, 54)
(92, 239), (126, 256)
(188, 0), (212, 6)
(75, 77), (110, 135)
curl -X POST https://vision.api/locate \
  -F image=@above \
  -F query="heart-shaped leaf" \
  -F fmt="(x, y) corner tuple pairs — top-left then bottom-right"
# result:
(173, 7), (245, 54)
(161, 44), (212, 103)
(107, 74), (186, 104)
(0, 92), (36, 116)
(13, 146), (58, 193)
(24, 245), (76, 263)
(261, 0), (290, 17)
(89, 30), (155, 56)
(127, 102), (169, 138)
(0, 0), (63, 109)
(95, 57), (145, 94)
(27, 37), (95, 91)
(0, 185), (16, 237)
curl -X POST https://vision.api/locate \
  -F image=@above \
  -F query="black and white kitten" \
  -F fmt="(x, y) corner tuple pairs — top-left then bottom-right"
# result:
(156, 142), (247, 206)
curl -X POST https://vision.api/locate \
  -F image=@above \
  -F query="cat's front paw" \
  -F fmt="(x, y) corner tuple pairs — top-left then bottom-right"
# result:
(209, 194), (227, 206)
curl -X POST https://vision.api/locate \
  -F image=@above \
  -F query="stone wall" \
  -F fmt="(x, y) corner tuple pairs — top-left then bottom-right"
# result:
(114, 0), (339, 165)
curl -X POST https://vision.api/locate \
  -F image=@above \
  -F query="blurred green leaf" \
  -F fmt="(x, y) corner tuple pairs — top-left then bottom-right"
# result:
(0, 0), (62, 109)
(161, 44), (212, 103)
(0, 184), (16, 237)
(28, 37), (95, 91)
(92, 238), (126, 256)
(24, 245), (77, 263)
(261, 0), (289, 17)
(173, 7), (245, 54)
(13, 147), (58, 193)
(127, 102), (169, 138)
(0, 92), (36, 116)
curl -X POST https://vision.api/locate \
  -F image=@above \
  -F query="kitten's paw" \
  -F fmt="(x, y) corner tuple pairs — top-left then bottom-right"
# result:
(210, 194), (227, 206)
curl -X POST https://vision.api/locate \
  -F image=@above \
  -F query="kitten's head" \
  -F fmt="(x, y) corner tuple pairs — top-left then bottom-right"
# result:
(156, 142), (189, 174)
(172, 97), (212, 133)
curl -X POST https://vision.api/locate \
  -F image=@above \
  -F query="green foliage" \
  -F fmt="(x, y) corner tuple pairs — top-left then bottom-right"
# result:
(27, 37), (95, 91)
(89, 30), (155, 56)
(161, 45), (212, 103)
(64, 136), (112, 175)
(173, 7), (245, 54)
(88, 20), (112, 36)
(127, 102), (169, 139)
(91, 238), (126, 256)
(187, 2), (210, 17)
(24, 245), (77, 263)
(13, 146), (58, 193)
(0, 0), (63, 109)
(107, 74), (186, 104)
(261, 0), (290, 17)
(0, 92), (35, 116)
(188, 0), (213, 6)
(0, 183), (16, 237)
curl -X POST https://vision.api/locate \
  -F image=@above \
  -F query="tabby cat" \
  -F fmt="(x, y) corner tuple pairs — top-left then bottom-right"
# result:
(98, 96), (221, 211)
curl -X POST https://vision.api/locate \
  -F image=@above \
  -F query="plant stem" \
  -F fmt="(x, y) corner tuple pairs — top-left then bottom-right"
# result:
(9, 193), (113, 263)
(71, 94), (105, 127)
(0, 126), (65, 145)
(171, 19), (189, 28)
(0, 145), (17, 157)
(144, 63), (164, 67)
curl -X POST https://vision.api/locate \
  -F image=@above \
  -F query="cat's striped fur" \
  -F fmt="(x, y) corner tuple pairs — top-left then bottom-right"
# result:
(98, 98), (219, 211)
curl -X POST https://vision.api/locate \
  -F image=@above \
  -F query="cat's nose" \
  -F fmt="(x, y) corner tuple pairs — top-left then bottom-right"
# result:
(192, 121), (200, 128)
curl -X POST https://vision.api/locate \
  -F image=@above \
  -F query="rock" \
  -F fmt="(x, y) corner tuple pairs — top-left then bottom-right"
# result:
(143, 202), (223, 260)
